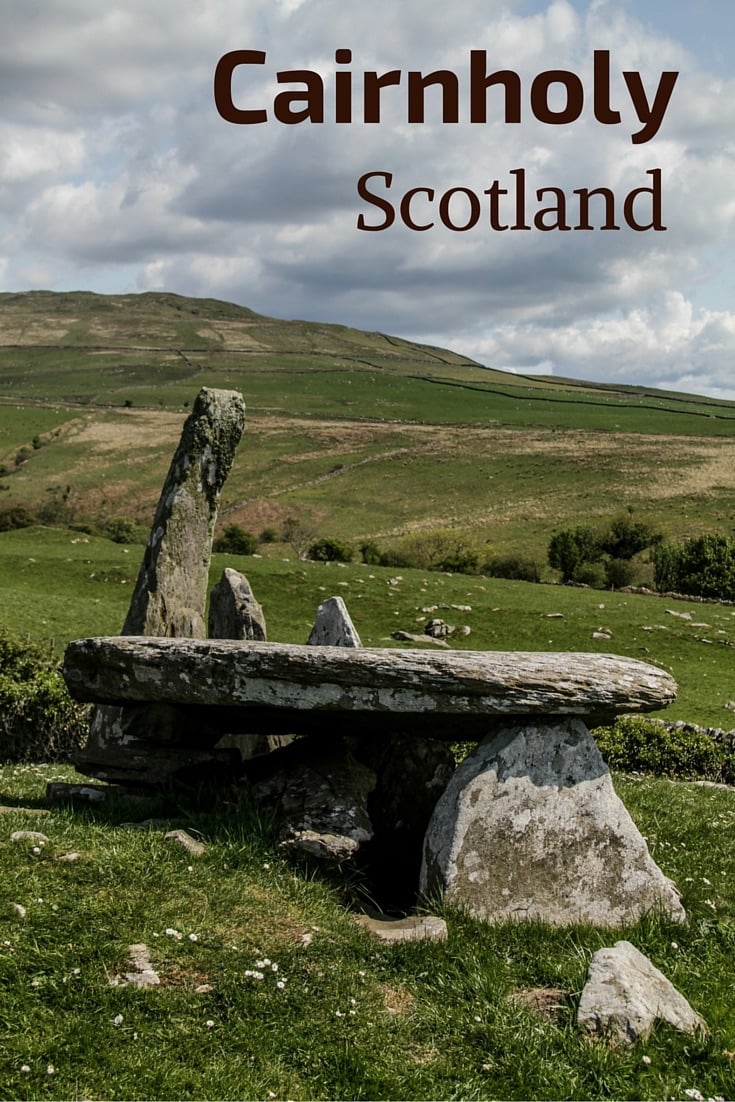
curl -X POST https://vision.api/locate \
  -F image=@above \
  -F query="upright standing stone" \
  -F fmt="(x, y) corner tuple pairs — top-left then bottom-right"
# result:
(208, 568), (266, 640)
(421, 717), (686, 927)
(307, 596), (362, 647)
(123, 388), (246, 638)
(76, 388), (246, 783)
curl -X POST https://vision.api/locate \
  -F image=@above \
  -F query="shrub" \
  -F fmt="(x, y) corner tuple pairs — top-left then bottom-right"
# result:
(653, 533), (735, 601)
(571, 560), (607, 588)
(593, 716), (730, 782)
(598, 514), (661, 561)
(259, 526), (279, 544)
(213, 524), (258, 556)
(485, 554), (541, 583)
(0, 630), (89, 762)
(0, 505), (37, 531)
(603, 557), (636, 589)
(105, 517), (139, 544)
(359, 540), (384, 566)
(307, 537), (353, 563)
(548, 525), (600, 582)
(383, 528), (482, 575)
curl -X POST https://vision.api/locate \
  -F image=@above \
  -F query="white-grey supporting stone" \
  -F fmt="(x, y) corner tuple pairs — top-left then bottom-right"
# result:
(353, 914), (448, 943)
(420, 717), (686, 927)
(307, 596), (362, 647)
(577, 940), (706, 1042)
(208, 568), (266, 641)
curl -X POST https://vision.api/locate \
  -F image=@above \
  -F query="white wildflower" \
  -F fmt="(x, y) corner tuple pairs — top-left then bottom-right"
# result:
(20, 1065), (30, 1074)
(205, 1020), (215, 1029)
(641, 1055), (652, 1065)
(188, 933), (198, 942)
(31, 846), (41, 855)
(46, 1065), (55, 1075)
(113, 1014), (124, 1026)
(684, 1090), (705, 1101)
(276, 980), (286, 990)
(271, 963), (278, 972)
(165, 928), (183, 940)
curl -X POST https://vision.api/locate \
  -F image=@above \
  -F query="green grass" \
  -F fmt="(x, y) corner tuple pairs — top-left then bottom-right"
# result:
(0, 764), (733, 1100)
(1, 526), (735, 729)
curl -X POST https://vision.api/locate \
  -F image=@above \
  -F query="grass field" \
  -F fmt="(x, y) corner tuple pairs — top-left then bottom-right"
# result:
(1, 525), (734, 731)
(0, 764), (733, 1101)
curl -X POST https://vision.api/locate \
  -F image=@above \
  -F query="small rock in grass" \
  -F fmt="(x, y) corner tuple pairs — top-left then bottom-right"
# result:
(10, 831), (48, 845)
(10, 902), (26, 920)
(117, 944), (161, 988)
(57, 852), (81, 863)
(164, 829), (206, 858)
(0, 806), (49, 817)
(195, 984), (214, 994)
(353, 914), (448, 943)
(577, 940), (707, 1044)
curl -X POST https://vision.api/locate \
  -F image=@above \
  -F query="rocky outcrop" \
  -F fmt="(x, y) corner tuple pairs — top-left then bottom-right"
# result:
(577, 940), (706, 1042)
(420, 717), (686, 926)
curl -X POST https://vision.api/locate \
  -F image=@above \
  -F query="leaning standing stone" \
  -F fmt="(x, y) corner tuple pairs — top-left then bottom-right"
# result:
(208, 568), (266, 640)
(77, 388), (246, 782)
(123, 388), (246, 638)
(420, 717), (686, 927)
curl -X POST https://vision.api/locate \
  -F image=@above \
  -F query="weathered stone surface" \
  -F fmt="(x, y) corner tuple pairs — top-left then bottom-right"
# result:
(10, 830), (48, 844)
(0, 806), (49, 817)
(164, 828), (206, 858)
(76, 738), (241, 788)
(64, 639), (678, 733)
(420, 718), (686, 926)
(245, 738), (376, 862)
(307, 596), (362, 647)
(577, 940), (707, 1042)
(425, 618), (452, 638)
(122, 388), (246, 638)
(353, 914), (448, 943)
(114, 944), (161, 989)
(46, 783), (111, 803)
(80, 388), (246, 781)
(208, 568), (266, 641)
(392, 630), (449, 648)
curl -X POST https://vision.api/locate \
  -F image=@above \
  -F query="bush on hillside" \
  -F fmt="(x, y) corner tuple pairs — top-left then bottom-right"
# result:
(105, 517), (139, 545)
(0, 505), (37, 531)
(213, 524), (258, 556)
(485, 554), (541, 583)
(0, 630), (89, 762)
(598, 514), (662, 561)
(603, 557), (637, 590)
(593, 715), (733, 783)
(379, 528), (482, 575)
(653, 533), (735, 601)
(307, 537), (353, 563)
(547, 525), (600, 583)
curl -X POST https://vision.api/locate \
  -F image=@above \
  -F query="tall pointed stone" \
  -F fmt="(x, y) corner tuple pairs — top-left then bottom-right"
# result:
(307, 596), (362, 647)
(208, 568), (266, 641)
(76, 388), (246, 783)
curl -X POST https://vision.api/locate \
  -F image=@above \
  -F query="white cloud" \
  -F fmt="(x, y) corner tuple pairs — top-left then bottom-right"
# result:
(0, 0), (732, 397)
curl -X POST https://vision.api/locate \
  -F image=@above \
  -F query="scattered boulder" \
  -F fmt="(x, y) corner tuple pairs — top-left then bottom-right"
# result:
(353, 914), (448, 943)
(425, 618), (452, 638)
(577, 940), (707, 1043)
(164, 829), (206, 858)
(208, 568), (266, 641)
(421, 717), (686, 927)
(0, 806), (48, 817)
(10, 830), (48, 845)
(307, 595), (362, 647)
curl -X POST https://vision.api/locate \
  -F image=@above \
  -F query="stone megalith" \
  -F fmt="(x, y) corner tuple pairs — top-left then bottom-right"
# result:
(123, 388), (246, 638)
(76, 388), (246, 783)
(307, 596), (362, 647)
(208, 568), (266, 641)
(420, 717), (686, 927)
(577, 941), (707, 1042)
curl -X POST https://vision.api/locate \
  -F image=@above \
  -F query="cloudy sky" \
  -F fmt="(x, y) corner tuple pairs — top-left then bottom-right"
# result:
(1, 0), (733, 396)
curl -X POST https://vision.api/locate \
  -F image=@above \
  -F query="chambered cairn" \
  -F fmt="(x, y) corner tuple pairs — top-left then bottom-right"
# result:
(67, 387), (686, 927)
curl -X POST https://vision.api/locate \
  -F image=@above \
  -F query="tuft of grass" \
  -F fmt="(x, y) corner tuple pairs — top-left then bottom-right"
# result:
(0, 763), (734, 1099)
